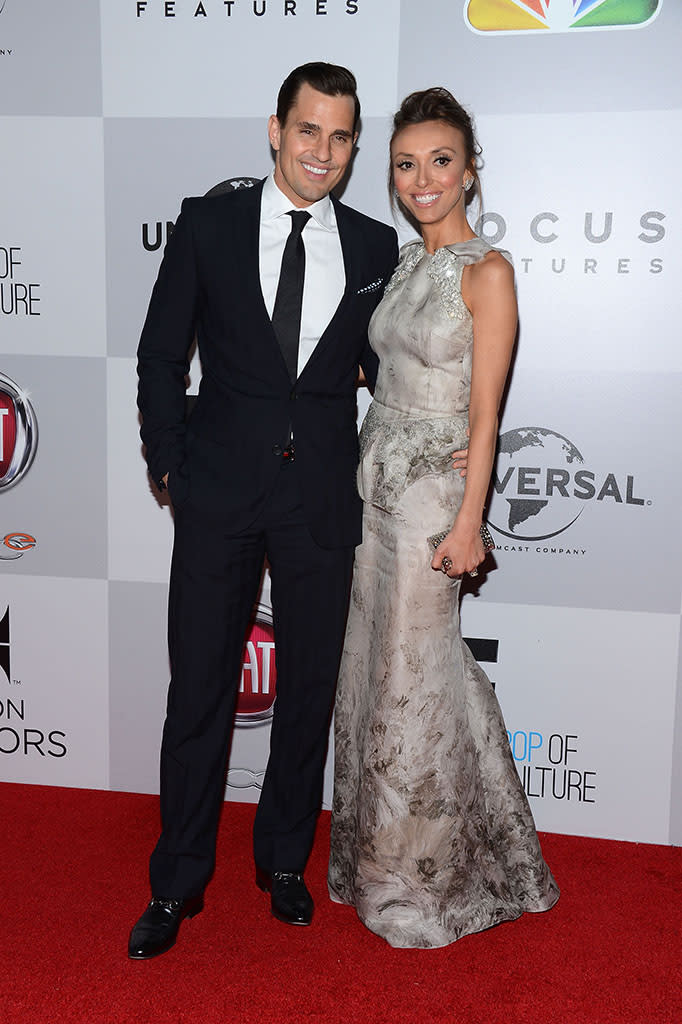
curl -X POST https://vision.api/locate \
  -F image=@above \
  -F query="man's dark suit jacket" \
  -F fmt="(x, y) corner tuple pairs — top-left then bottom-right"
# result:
(137, 179), (399, 548)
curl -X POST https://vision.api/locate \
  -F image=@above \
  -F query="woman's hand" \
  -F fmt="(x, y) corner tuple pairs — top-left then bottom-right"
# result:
(451, 446), (468, 477)
(431, 519), (485, 578)
(451, 428), (469, 477)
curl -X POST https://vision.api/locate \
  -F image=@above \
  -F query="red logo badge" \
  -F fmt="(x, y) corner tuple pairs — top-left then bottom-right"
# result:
(0, 373), (38, 491)
(235, 604), (277, 727)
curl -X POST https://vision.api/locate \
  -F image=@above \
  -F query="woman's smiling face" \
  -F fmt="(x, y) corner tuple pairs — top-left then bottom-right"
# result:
(391, 120), (473, 229)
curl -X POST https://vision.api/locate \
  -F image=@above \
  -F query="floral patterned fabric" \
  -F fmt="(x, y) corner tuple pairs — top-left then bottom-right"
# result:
(328, 237), (559, 949)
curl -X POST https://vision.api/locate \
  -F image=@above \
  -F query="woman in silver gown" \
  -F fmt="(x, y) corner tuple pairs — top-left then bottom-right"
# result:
(328, 88), (559, 949)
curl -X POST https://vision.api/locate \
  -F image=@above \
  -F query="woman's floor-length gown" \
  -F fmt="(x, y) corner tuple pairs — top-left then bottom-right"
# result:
(328, 238), (559, 949)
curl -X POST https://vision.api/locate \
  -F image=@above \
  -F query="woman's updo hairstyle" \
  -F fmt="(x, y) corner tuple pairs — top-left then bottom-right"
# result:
(389, 87), (482, 212)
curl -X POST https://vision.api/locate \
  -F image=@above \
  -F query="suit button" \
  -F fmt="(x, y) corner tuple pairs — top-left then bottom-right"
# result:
(272, 444), (282, 456)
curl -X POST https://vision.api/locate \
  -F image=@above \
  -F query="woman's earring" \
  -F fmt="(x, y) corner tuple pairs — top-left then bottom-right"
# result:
(463, 177), (474, 192)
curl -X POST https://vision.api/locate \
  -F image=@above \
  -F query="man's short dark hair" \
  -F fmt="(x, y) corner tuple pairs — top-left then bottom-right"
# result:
(276, 62), (361, 131)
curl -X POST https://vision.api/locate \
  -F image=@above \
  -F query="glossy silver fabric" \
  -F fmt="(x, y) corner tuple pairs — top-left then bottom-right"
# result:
(328, 238), (559, 949)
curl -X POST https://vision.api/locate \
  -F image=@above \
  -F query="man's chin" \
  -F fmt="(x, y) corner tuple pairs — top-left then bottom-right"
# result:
(298, 168), (344, 198)
(275, 165), (340, 205)
(297, 181), (334, 203)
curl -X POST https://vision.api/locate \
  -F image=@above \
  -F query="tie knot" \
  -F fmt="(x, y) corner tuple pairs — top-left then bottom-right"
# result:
(287, 210), (311, 236)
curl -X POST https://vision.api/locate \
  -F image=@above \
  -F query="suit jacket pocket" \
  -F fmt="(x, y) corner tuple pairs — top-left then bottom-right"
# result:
(167, 461), (191, 510)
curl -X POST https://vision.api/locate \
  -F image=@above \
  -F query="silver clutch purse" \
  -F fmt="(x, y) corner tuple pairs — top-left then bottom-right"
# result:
(428, 522), (495, 553)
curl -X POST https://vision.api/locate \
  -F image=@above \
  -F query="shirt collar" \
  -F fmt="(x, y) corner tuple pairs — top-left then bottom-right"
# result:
(261, 172), (336, 231)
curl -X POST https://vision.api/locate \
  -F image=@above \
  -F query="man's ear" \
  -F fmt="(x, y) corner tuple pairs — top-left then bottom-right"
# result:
(268, 114), (281, 152)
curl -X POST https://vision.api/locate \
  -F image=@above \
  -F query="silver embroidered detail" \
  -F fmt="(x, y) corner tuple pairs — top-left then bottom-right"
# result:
(426, 249), (468, 321)
(358, 402), (468, 511)
(382, 243), (469, 321)
(382, 243), (426, 296)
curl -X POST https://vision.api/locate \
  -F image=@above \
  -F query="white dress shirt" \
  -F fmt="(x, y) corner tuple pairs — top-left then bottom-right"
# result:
(259, 172), (345, 378)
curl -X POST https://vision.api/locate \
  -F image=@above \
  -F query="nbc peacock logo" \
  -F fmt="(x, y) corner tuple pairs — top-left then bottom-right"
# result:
(465, 0), (661, 35)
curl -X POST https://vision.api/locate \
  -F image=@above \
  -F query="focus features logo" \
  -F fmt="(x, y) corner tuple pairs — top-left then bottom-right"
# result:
(475, 210), (665, 279)
(142, 177), (260, 252)
(235, 603), (276, 727)
(488, 426), (646, 546)
(0, 372), (38, 492)
(135, 1), (360, 19)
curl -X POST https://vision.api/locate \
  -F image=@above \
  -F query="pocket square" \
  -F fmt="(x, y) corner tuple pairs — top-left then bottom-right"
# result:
(356, 277), (384, 295)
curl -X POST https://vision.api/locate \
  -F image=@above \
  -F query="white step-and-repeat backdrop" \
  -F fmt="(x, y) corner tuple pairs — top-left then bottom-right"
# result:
(1, 0), (680, 846)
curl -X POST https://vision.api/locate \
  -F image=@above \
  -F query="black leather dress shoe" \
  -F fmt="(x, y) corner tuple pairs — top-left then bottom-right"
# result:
(256, 867), (313, 926)
(127, 895), (203, 960)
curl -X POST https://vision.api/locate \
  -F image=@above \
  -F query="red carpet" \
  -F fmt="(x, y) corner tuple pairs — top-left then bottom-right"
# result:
(0, 783), (679, 1024)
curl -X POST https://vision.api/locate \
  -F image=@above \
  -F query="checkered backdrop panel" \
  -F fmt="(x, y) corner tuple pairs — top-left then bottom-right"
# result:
(0, 0), (680, 845)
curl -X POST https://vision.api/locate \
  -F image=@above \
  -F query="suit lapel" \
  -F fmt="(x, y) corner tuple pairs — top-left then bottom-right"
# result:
(235, 179), (271, 329)
(232, 180), (294, 380)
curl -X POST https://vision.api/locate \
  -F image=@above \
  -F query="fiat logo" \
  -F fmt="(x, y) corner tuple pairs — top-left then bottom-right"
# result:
(0, 373), (38, 491)
(235, 602), (276, 727)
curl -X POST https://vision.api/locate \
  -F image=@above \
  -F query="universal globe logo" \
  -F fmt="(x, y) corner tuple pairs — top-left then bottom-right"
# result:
(488, 426), (645, 542)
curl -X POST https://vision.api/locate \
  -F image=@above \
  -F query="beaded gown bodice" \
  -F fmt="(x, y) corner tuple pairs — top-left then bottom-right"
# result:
(357, 236), (511, 518)
(371, 236), (510, 416)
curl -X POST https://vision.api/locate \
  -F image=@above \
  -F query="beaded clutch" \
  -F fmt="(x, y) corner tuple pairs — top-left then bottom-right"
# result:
(428, 523), (495, 553)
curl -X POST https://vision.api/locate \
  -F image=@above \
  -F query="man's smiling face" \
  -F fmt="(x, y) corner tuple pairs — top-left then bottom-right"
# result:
(268, 82), (357, 208)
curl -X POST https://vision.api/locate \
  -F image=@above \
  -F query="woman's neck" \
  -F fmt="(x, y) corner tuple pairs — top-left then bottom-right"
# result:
(421, 221), (476, 254)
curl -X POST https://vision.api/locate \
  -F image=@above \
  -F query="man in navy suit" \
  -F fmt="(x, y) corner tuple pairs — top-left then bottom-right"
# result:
(129, 62), (399, 959)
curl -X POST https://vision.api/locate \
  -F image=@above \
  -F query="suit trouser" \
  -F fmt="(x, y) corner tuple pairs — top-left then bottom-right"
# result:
(149, 461), (355, 900)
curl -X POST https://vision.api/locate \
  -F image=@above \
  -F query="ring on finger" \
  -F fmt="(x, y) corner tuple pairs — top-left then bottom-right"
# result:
(441, 556), (453, 573)
(468, 568), (479, 577)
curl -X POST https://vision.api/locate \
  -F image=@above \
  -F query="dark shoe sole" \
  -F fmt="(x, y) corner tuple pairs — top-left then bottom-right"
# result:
(129, 940), (177, 961)
(271, 907), (312, 926)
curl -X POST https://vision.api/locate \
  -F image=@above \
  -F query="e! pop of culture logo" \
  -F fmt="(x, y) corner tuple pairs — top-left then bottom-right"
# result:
(465, 0), (661, 34)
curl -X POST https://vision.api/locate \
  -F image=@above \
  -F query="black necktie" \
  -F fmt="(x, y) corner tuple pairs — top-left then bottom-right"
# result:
(272, 210), (311, 382)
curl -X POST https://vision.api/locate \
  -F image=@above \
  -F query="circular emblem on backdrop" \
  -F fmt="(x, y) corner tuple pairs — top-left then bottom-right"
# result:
(0, 533), (37, 561)
(488, 427), (585, 542)
(235, 602), (277, 727)
(0, 373), (38, 492)
(204, 177), (260, 198)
